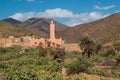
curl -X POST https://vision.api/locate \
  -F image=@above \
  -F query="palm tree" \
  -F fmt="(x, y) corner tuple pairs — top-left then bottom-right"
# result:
(79, 34), (96, 58)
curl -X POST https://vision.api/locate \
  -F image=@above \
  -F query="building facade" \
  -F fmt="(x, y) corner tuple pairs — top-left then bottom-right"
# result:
(0, 21), (63, 48)
(29, 20), (63, 48)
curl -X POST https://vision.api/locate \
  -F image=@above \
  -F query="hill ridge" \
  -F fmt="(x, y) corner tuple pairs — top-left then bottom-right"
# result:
(3, 18), (69, 38)
(57, 12), (120, 43)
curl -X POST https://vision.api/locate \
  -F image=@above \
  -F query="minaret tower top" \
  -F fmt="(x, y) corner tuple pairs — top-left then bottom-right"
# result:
(50, 20), (55, 39)
(51, 20), (53, 24)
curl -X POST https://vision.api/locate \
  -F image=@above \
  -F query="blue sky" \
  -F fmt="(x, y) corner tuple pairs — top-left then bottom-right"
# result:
(0, 0), (120, 26)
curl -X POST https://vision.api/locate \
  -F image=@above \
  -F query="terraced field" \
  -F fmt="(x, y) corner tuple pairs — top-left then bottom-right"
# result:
(0, 46), (120, 80)
(0, 46), (64, 80)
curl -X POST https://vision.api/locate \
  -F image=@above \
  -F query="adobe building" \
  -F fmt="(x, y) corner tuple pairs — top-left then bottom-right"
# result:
(0, 36), (32, 47)
(29, 20), (63, 48)
(0, 21), (63, 48)
(0, 20), (81, 52)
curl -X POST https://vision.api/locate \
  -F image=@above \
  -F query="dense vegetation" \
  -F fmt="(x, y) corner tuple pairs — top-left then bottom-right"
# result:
(0, 42), (120, 80)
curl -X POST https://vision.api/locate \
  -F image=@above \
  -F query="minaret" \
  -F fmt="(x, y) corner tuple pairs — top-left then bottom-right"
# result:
(50, 20), (55, 39)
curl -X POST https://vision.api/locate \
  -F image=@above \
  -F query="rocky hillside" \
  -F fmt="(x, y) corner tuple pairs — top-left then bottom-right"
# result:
(57, 12), (120, 43)
(0, 20), (32, 37)
(3, 18), (21, 25)
(3, 18), (69, 38)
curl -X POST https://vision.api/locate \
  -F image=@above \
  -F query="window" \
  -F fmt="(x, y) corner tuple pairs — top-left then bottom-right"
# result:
(39, 42), (43, 46)
(56, 44), (60, 48)
(35, 42), (37, 44)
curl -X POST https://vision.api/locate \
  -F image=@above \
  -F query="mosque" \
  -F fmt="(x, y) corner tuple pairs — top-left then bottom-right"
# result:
(0, 20), (80, 51)
(29, 20), (63, 48)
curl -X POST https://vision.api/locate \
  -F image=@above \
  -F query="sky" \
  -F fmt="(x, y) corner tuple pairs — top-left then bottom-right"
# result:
(0, 0), (120, 26)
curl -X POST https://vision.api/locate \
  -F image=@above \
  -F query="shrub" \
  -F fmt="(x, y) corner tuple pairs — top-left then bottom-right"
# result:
(46, 47), (55, 59)
(66, 58), (92, 74)
(53, 48), (65, 61)
(45, 60), (62, 73)
(37, 57), (49, 65)
(105, 48), (116, 58)
(5, 46), (22, 53)
(5, 68), (38, 80)
(102, 58), (116, 66)
(111, 71), (120, 78)
(0, 64), (8, 70)
(87, 68), (111, 77)
(38, 47), (46, 57)
(115, 54), (120, 65)
(91, 54), (105, 63)
(0, 47), (6, 53)
(39, 47), (65, 61)
(113, 42), (120, 52)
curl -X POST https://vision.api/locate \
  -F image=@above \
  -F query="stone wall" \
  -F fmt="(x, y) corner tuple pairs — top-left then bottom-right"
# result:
(64, 43), (81, 52)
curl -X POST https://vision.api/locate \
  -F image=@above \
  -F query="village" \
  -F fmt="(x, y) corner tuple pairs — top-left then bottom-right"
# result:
(0, 20), (81, 52)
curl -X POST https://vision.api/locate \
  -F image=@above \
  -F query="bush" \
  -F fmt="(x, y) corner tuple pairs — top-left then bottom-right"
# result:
(91, 54), (105, 63)
(113, 42), (120, 52)
(102, 58), (116, 66)
(45, 61), (62, 73)
(105, 48), (116, 58)
(39, 47), (65, 61)
(36, 57), (49, 65)
(38, 47), (47, 57)
(66, 58), (92, 74)
(111, 71), (120, 78)
(87, 68), (111, 77)
(115, 54), (120, 65)
(53, 48), (65, 61)
(87, 68), (120, 79)
(5, 67), (38, 80)
(0, 64), (8, 70)
(87, 68), (120, 78)
(5, 46), (22, 53)
(0, 47), (6, 53)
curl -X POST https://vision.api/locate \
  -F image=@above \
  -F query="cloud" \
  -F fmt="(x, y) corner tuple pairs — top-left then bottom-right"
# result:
(9, 8), (73, 21)
(9, 8), (109, 26)
(65, 12), (109, 26)
(27, 0), (35, 2)
(9, 12), (36, 21)
(40, 8), (74, 18)
(94, 5), (115, 10)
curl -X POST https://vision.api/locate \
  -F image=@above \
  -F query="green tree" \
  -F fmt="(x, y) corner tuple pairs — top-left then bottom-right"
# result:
(79, 34), (96, 58)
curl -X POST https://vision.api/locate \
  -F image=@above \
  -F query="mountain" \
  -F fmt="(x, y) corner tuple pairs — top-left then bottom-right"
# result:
(14, 18), (69, 38)
(57, 12), (120, 43)
(3, 18), (21, 25)
(0, 20), (32, 37)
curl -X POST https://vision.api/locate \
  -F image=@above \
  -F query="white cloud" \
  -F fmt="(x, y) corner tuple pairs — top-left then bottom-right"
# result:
(9, 12), (36, 21)
(40, 8), (74, 18)
(65, 12), (109, 26)
(27, 0), (35, 2)
(9, 8), (109, 26)
(9, 8), (74, 21)
(94, 5), (115, 10)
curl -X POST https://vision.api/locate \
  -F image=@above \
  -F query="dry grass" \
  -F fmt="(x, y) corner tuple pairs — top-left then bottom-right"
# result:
(0, 20), (32, 37)
(57, 12), (120, 43)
